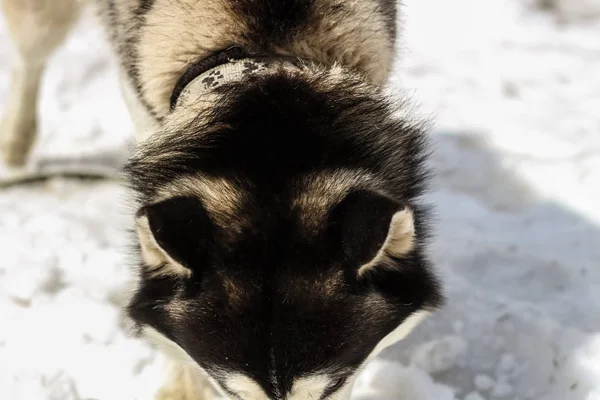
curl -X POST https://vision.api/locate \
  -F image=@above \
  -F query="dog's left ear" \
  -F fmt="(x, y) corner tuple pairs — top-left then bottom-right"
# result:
(328, 190), (416, 277)
(135, 196), (214, 277)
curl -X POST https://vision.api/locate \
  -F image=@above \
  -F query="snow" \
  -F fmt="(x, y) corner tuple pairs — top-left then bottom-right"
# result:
(474, 375), (496, 393)
(410, 335), (469, 374)
(1, 0), (599, 399)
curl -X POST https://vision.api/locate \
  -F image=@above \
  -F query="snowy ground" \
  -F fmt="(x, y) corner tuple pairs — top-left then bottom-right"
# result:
(1, 0), (599, 399)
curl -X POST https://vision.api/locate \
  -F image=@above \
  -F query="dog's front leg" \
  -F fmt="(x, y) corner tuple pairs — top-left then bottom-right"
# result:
(0, 0), (82, 166)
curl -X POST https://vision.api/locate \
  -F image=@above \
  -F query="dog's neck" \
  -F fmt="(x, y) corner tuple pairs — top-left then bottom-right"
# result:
(171, 58), (272, 109)
(170, 48), (295, 111)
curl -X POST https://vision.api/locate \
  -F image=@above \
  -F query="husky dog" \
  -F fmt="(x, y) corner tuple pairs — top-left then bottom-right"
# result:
(1, 0), (444, 399)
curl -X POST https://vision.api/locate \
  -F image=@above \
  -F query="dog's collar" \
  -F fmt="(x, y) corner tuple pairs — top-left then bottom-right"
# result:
(170, 47), (295, 111)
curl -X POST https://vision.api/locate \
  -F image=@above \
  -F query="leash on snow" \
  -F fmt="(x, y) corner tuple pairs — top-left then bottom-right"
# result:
(0, 156), (126, 188)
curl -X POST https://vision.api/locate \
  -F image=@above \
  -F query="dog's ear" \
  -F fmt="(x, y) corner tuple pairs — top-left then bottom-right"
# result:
(135, 196), (214, 277)
(328, 190), (416, 278)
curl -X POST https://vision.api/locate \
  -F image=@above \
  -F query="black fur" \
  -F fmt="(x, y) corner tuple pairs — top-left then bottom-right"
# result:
(330, 190), (403, 267)
(378, 0), (398, 41)
(141, 196), (215, 270)
(127, 71), (430, 202)
(137, 0), (155, 15)
(125, 69), (443, 398)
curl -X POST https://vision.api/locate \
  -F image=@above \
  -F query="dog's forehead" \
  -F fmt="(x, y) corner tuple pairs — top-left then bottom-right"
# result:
(155, 169), (369, 237)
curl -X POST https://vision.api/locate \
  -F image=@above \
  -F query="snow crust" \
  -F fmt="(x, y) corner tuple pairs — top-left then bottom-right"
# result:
(1, 1), (599, 399)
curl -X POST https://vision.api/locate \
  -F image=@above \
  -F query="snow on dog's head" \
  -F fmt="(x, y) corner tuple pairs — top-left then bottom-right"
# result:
(124, 66), (444, 399)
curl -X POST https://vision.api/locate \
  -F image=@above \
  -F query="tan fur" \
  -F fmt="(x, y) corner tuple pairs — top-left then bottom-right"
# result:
(357, 207), (416, 277)
(280, 0), (393, 83)
(136, 0), (392, 117)
(281, 270), (346, 302)
(137, 0), (246, 117)
(0, 0), (82, 166)
(220, 275), (251, 309)
(288, 375), (331, 400)
(156, 174), (247, 236)
(155, 357), (218, 400)
(384, 208), (416, 257)
(292, 169), (375, 235)
(226, 374), (271, 400)
(226, 373), (342, 400)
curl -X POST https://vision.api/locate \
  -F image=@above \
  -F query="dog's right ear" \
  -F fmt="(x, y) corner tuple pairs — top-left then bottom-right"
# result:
(328, 190), (416, 278)
(135, 196), (214, 277)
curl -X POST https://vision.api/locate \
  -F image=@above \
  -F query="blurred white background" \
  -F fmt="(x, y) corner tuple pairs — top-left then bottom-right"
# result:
(1, 0), (599, 399)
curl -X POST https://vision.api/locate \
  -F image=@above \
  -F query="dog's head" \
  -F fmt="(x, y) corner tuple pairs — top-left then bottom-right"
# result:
(124, 64), (443, 399)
